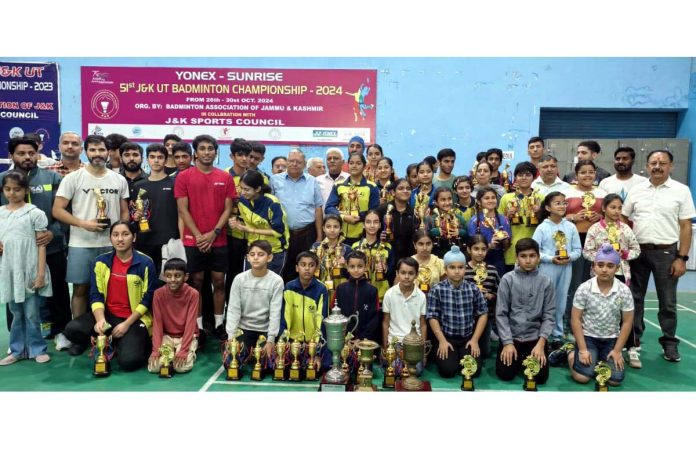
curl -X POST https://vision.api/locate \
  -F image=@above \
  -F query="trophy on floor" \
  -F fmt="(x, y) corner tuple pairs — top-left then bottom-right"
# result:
(93, 322), (113, 378)
(289, 338), (303, 381)
(582, 191), (596, 220)
(341, 333), (353, 377)
(383, 337), (398, 389)
(306, 331), (321, 382)
(398, 320), (432, 391)
(594, 361), (612, 392)
(320, 305), (359, 392)
(384, 204), (394, 241)
(354, 339), (380, 392)
(522, 355), (541, 391)
(607, 222), (621, 252)
(251, 335), (267, 381)
(158, 344), (175, 378)
(553, 230), (569, 260)
(273, 330), (289, 381)
(418, 266), (432, 294)
(460, 355), (477, 391)
(93, 188), (111, 227)
(226, 329), (244, 381)
(135, 188), (151, 233)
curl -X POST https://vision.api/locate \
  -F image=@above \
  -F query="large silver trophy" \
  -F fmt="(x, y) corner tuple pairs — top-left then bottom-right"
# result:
(319, 304), (359, 391)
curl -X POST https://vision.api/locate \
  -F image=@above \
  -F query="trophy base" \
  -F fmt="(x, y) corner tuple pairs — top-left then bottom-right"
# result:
(138, 221), (151, 233)
(93, 361), (111, 378)
(331, 268), (342, 278)
(273, 367), (288, 381)
(375, 273), (385, 282)
(319, 373), (350, 392)
(595, 383), (609, 392)
(461, 378), (475, 392)
(97, 218), (111, 227)
(353, 384), (378, 392)
(251, 369), (264, 381)
(306, 367), (318, 381)
(159, 363), (174, 378)
(395, 380), (432, 391)
(523, 379), (537, 391)
(289, 367), (303, 381)
(419, 284), (430, 294)
(382, 375), (396, 389)
(511, 218), (521, 226)
(226, 367), (242, 381)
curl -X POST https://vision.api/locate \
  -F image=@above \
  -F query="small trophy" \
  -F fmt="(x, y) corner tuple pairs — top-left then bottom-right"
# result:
(528, 194), (540, 226)
(226, 329), (244, 381)
(374, 249), (385, 282)
(158, 344), (175, 378)
(251, 335), (266, 381)
(553, 230), (569, 260)
(289, 339), (303, 381)
(273, 330), (289, 381)
(501, 163), (511, 192)
(383, 337), (398, 389)
(384, 204), (394, 241)
(332, 242), (344, 278)
(509, 192), (522, 225)
(340, 333), (353, 376)
(306, 337), (319, 381)
(581, 191), (596, 220)
(522, 355), (541, 391)
(594, 361), (612, 392)
(460, 355), (477, 391)
(474, 262), (487, 293)
(93, 188), (111, 227)
(354, 339), (380, 392)
(93, 322), (112, 377)
(135, 188), (151, 233)
(418, 267), (432, 294)
(415, 185), (429, 230)
(494, 227), (508, 241)
(348, 185), (360, 217)
(607, 222), (621, 252)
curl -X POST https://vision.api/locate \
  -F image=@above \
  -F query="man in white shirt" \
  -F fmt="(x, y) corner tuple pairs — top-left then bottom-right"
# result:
(599, 147), (647, 201)
(316, 147), (349, 205)
(622, 149), (696, 363)
(306, 157), (326, 178)
(531, 154), (570, 197)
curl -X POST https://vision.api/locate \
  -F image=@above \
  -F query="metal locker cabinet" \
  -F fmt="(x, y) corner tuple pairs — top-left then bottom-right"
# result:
(665, 139), (690, 185)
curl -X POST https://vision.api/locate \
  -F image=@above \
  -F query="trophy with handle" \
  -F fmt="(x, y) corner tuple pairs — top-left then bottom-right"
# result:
(320, 305), (359, 392)
(289, 336), (304, 381)
(225, 329), (244, 381)
(382, 337), (398, 389)
(273, 330), (289, 381)
(92, 323), (113, 378)
(251, 335), (267, 381)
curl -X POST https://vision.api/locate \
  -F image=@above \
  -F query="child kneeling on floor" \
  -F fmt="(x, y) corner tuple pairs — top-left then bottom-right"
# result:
(148, 258), (200, 374)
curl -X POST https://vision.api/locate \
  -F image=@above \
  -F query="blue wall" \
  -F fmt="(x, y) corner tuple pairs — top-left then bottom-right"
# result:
(3, 57), (694, 185)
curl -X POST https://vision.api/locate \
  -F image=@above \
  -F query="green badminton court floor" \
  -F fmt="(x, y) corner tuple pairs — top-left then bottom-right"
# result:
(1, 292), (695, 392)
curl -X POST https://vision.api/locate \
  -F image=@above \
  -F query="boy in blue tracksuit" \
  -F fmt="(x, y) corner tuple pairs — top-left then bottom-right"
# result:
(334, 251), (380, 344)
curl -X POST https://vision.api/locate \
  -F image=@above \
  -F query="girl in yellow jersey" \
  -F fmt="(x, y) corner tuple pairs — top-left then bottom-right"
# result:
(352, 210), (394, 302)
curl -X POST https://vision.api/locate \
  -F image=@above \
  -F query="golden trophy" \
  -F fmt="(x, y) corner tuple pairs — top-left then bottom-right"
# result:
(501, 163), (511, 192)
(251, 335), (266, 381)
(581, 191), (596, 220)
(92, 322), (113, 378)
(93, 188), (111, 227)
(348, 185), (360, 217)
(306, 328), (321, 381)
(607, 222), (621, 252)
(508, 193), (522, 225)
(374, 249), (385, 282)
(415, 185), (429, 230)
(594, 361), (612, 392)
(553, 230), (569, 260)
(460, 355), (477, 391)
(289, 339), (303, 381)
(135, 188), (151, 233)
(332, 242), (345, 278)
(384, 204), (394, 241)
(397, 320), (432, 391)
(418, 266), (432, 294)
(380, 181), (392, 203)
(273, 330), (289, 381)
(522, 355), (541, 391)
(528, 194), (540, 226)
(474, 262), (488, 293)
(340, 332), (354, 376)
(158, 344), (175, 378)
(354, 339), (380, 391)
(231, 198), (239, 216)
(226, 329), (244, 381)
(383, 337), (398, 389)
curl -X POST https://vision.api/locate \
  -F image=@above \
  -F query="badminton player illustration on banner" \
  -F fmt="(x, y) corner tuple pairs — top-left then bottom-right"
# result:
(346, 79), (374, 122)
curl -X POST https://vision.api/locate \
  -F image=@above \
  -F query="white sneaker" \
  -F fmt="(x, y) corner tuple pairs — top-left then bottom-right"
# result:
(55, 333), (72, 351)
(628, 347), (642, 369)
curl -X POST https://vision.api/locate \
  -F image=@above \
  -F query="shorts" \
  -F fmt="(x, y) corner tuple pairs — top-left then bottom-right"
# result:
(66, 246), (113, 284)
(185, 245), (228, 274)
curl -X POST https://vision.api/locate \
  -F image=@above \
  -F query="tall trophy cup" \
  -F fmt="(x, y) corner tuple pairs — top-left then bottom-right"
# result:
(553, 230), (569, 260)
(320, 305), (359, 392)
(93, 188), (111, 227)
(158, 344), (175, 378)
(460, 355), (477, 391)
(607, 222), (621, 251)
(397, 320), (432, 391)
(135, 188), (151, 233)
(501, 163), (511, 192)
(341, 333), (353, 377)
(522, 355), (541, 391)
(382, 337), (398, 389)
(384, 204), (394, 241)
(251, 335), (267, 381)
(273, 330), (289, 381)
(594, 361), (612, 392)
(354, 339), (380, 391)
(306, 325), (321, 381)
(226, 329), (244, 381)
(289, 339), (303, 381)
(93, 322), (112, 377)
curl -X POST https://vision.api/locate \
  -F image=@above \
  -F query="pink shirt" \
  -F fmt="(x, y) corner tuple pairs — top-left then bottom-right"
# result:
(150, 283), (200, 358)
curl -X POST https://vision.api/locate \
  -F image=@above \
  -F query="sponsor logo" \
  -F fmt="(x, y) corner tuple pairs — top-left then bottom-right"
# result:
(8, 126), (23, 138)
(91, 125), (104, 136)
(312, 129), (338, 138)
(90, 90), (119, 119)
(91, 70), (112, 84)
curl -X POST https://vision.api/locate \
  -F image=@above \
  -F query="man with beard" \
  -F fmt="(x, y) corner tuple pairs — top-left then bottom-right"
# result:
(46, 131), (85, 176)
(622, 150), (695, 364)
(119, 142), (147, 200)
(53, 135), (130, 354)
(599, 147), (647, 201)
(1, 137), (69, 345)
(316, 147), (349, 204)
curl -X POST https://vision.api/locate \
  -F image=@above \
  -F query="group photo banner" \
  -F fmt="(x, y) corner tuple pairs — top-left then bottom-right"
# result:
(0, 61), (61, 161)
(81, 67), (377, 145)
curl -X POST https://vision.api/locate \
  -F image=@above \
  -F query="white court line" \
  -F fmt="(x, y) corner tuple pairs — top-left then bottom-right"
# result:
(644, 318), (696, 350)
(212, 380), (318, 389)
(676, 303), (696, 314)
(199, 366), (224, 392)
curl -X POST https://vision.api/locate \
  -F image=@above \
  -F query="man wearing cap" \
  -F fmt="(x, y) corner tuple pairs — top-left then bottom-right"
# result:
(316, 147), (349, 204)
(622, 149), (695, 363)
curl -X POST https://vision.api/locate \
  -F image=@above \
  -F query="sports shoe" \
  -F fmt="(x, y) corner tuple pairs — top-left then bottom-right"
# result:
(35, 354), (51, 363)
(197, 328), (208, 349)
(55, 333), (72, 351)
(627, 347), (642, 369)
(548, 342), (575, 367)
(663, 346), (681, 362)
(549, 339), (564, 351)
(68, 343), (87, 356)
(0, 354), (20, 366)
(213, 325), (228, 341)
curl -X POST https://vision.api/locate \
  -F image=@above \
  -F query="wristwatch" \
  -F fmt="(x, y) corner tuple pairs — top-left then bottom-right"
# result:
(213, 227), (222, 236)
(676, 254), (689, 262)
